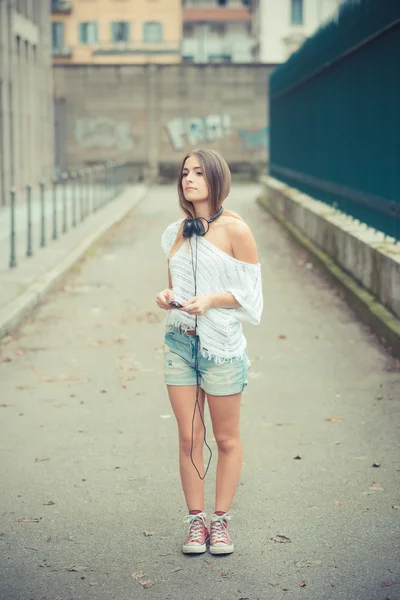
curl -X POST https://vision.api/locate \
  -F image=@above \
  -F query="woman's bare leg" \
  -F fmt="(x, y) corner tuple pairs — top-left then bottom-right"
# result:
(167, 385), (206, 511)
(207, 392), (242, 513)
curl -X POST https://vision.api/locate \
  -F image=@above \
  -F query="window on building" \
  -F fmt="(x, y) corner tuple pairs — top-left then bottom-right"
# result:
(183, 24), (195, 38)
(210, 23), (225, 37)
(209, 54), (231, 63)
(291, 0), (303, 25)
(52, 22), (65, 50)
(79, 22), (98, 44)
(111, 22), (131, 42)
(143, 22), (163, 43)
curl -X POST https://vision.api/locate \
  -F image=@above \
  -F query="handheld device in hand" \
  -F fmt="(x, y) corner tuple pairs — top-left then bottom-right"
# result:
(168, 300), (183, 308)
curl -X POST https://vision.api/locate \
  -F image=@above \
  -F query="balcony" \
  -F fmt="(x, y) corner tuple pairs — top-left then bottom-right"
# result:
(52, 46), (72, 57)
(92, 41), (181, 56)
(51, 1), (72, 14)
(182, 37), (253, 62)
(183, 0), (251, 21)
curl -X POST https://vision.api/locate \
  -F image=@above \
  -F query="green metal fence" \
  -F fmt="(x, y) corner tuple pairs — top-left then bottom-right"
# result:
(269, 0), (400, 241)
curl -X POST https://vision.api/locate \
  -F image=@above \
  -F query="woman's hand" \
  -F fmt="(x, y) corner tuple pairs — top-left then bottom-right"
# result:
(182, 295), (212, 316)
(156, 289), (176, 310)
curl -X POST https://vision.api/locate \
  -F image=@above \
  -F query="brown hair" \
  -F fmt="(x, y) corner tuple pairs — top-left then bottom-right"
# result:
(168, 148), (242, 258)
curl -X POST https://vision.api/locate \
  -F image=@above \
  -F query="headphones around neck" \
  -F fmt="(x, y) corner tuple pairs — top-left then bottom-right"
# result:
(182, 207), (224, 238)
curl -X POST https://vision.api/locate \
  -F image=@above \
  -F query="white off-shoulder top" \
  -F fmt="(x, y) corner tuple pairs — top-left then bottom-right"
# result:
(161, 219), (263, 364)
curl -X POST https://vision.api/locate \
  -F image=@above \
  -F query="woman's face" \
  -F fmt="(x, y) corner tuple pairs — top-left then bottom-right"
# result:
(181, 155), (209, 204)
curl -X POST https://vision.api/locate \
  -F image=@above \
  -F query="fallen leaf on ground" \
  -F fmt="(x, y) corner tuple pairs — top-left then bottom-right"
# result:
(271, 534), (291, 543)
(140, 580), (154, 589)
(324, 418), (344, 422)
(369, 482), (384, 491)
(17, 517), (42, 523)
(294, 560), (321, 568)
(392, 504), (400, 510)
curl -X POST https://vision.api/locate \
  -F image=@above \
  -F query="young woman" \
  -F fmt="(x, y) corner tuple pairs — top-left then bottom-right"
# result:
(156, 148), (263, 555)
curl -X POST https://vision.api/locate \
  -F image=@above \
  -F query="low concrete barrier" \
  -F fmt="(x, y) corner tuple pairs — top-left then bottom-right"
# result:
(258, 176), (400, 359)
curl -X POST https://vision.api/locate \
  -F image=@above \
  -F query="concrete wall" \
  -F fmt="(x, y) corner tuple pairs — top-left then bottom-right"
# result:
(53, 63), (274, 178)
(0, 0), (54, 205)
(260, 176), (400, 324)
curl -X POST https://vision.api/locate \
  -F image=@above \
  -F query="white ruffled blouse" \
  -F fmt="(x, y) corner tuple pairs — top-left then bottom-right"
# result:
(161, 219), (263, 364)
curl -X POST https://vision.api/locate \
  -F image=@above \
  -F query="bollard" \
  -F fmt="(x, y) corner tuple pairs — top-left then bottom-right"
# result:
(40, 181), (46, 248)
(87, 168), (92, 215)
(72, 171), (77, 227)
(9, 188), (17, 268)
(52, 177), (58, 240)
(79, 170), (84, 222)
(62, 172), (68, 233)
(26, 185), (33, 257)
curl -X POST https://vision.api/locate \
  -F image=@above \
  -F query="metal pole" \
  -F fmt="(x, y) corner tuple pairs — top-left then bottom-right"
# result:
(72, 171), (77, 227)
(79, 169), (84, 222)
(40, 181), (46, 248)
(62, 172), (68, 233)
(52, 177), (58, 240)
(88, 167), (93, 214)
(27, 185), (33, 257)
(9, 188), (17, 268)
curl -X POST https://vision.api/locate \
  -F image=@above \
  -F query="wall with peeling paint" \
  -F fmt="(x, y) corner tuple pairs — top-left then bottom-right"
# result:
(53, 64), (275, 177)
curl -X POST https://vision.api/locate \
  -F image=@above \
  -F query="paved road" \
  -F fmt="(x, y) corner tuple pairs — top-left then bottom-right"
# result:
(0, 184), (399, 600)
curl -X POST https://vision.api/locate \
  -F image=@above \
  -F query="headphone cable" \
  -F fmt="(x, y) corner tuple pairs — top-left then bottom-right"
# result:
(189, 235), (213, 480)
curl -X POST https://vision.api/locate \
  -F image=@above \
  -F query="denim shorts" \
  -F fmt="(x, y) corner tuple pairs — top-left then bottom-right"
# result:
(164, 327), (249, 396)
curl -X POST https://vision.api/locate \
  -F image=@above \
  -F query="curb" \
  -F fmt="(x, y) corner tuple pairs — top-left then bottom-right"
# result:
(0, 187), (148, 340)
(257, 194), (400, 360)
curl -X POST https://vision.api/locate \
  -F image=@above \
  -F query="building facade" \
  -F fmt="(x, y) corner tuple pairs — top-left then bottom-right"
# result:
(253, 0), (343, 63)
(0, 0), (54, 205)
(51, 0), (182, 64)
(182, 0), (255, 63)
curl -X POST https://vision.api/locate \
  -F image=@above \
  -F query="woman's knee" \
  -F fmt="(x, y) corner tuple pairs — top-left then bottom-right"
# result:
(214, 434), (241, 454)
(179, 431), (204, 456)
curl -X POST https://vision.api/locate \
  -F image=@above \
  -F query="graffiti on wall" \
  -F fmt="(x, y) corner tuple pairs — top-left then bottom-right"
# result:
(166, 114), (232, 152)
(75, 117), (134, 152)
(237, 126), (269, 151)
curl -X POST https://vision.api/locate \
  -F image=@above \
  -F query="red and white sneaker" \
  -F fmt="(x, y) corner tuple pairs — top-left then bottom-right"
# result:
(182, 512), (209, 554)
(209, 512), (234, 555)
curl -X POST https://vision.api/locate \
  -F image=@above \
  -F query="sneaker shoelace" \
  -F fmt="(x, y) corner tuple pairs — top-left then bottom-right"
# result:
(183, 512), (207, 543)
(211, 512), (232, 543)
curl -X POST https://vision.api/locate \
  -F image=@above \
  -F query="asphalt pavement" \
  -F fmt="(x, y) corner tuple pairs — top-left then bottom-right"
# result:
(0, 184), (399, 600)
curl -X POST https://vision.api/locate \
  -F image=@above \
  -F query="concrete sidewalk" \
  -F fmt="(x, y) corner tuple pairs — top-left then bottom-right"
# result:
(0, 184), (399, 600)
(0, 185), (148, 339)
